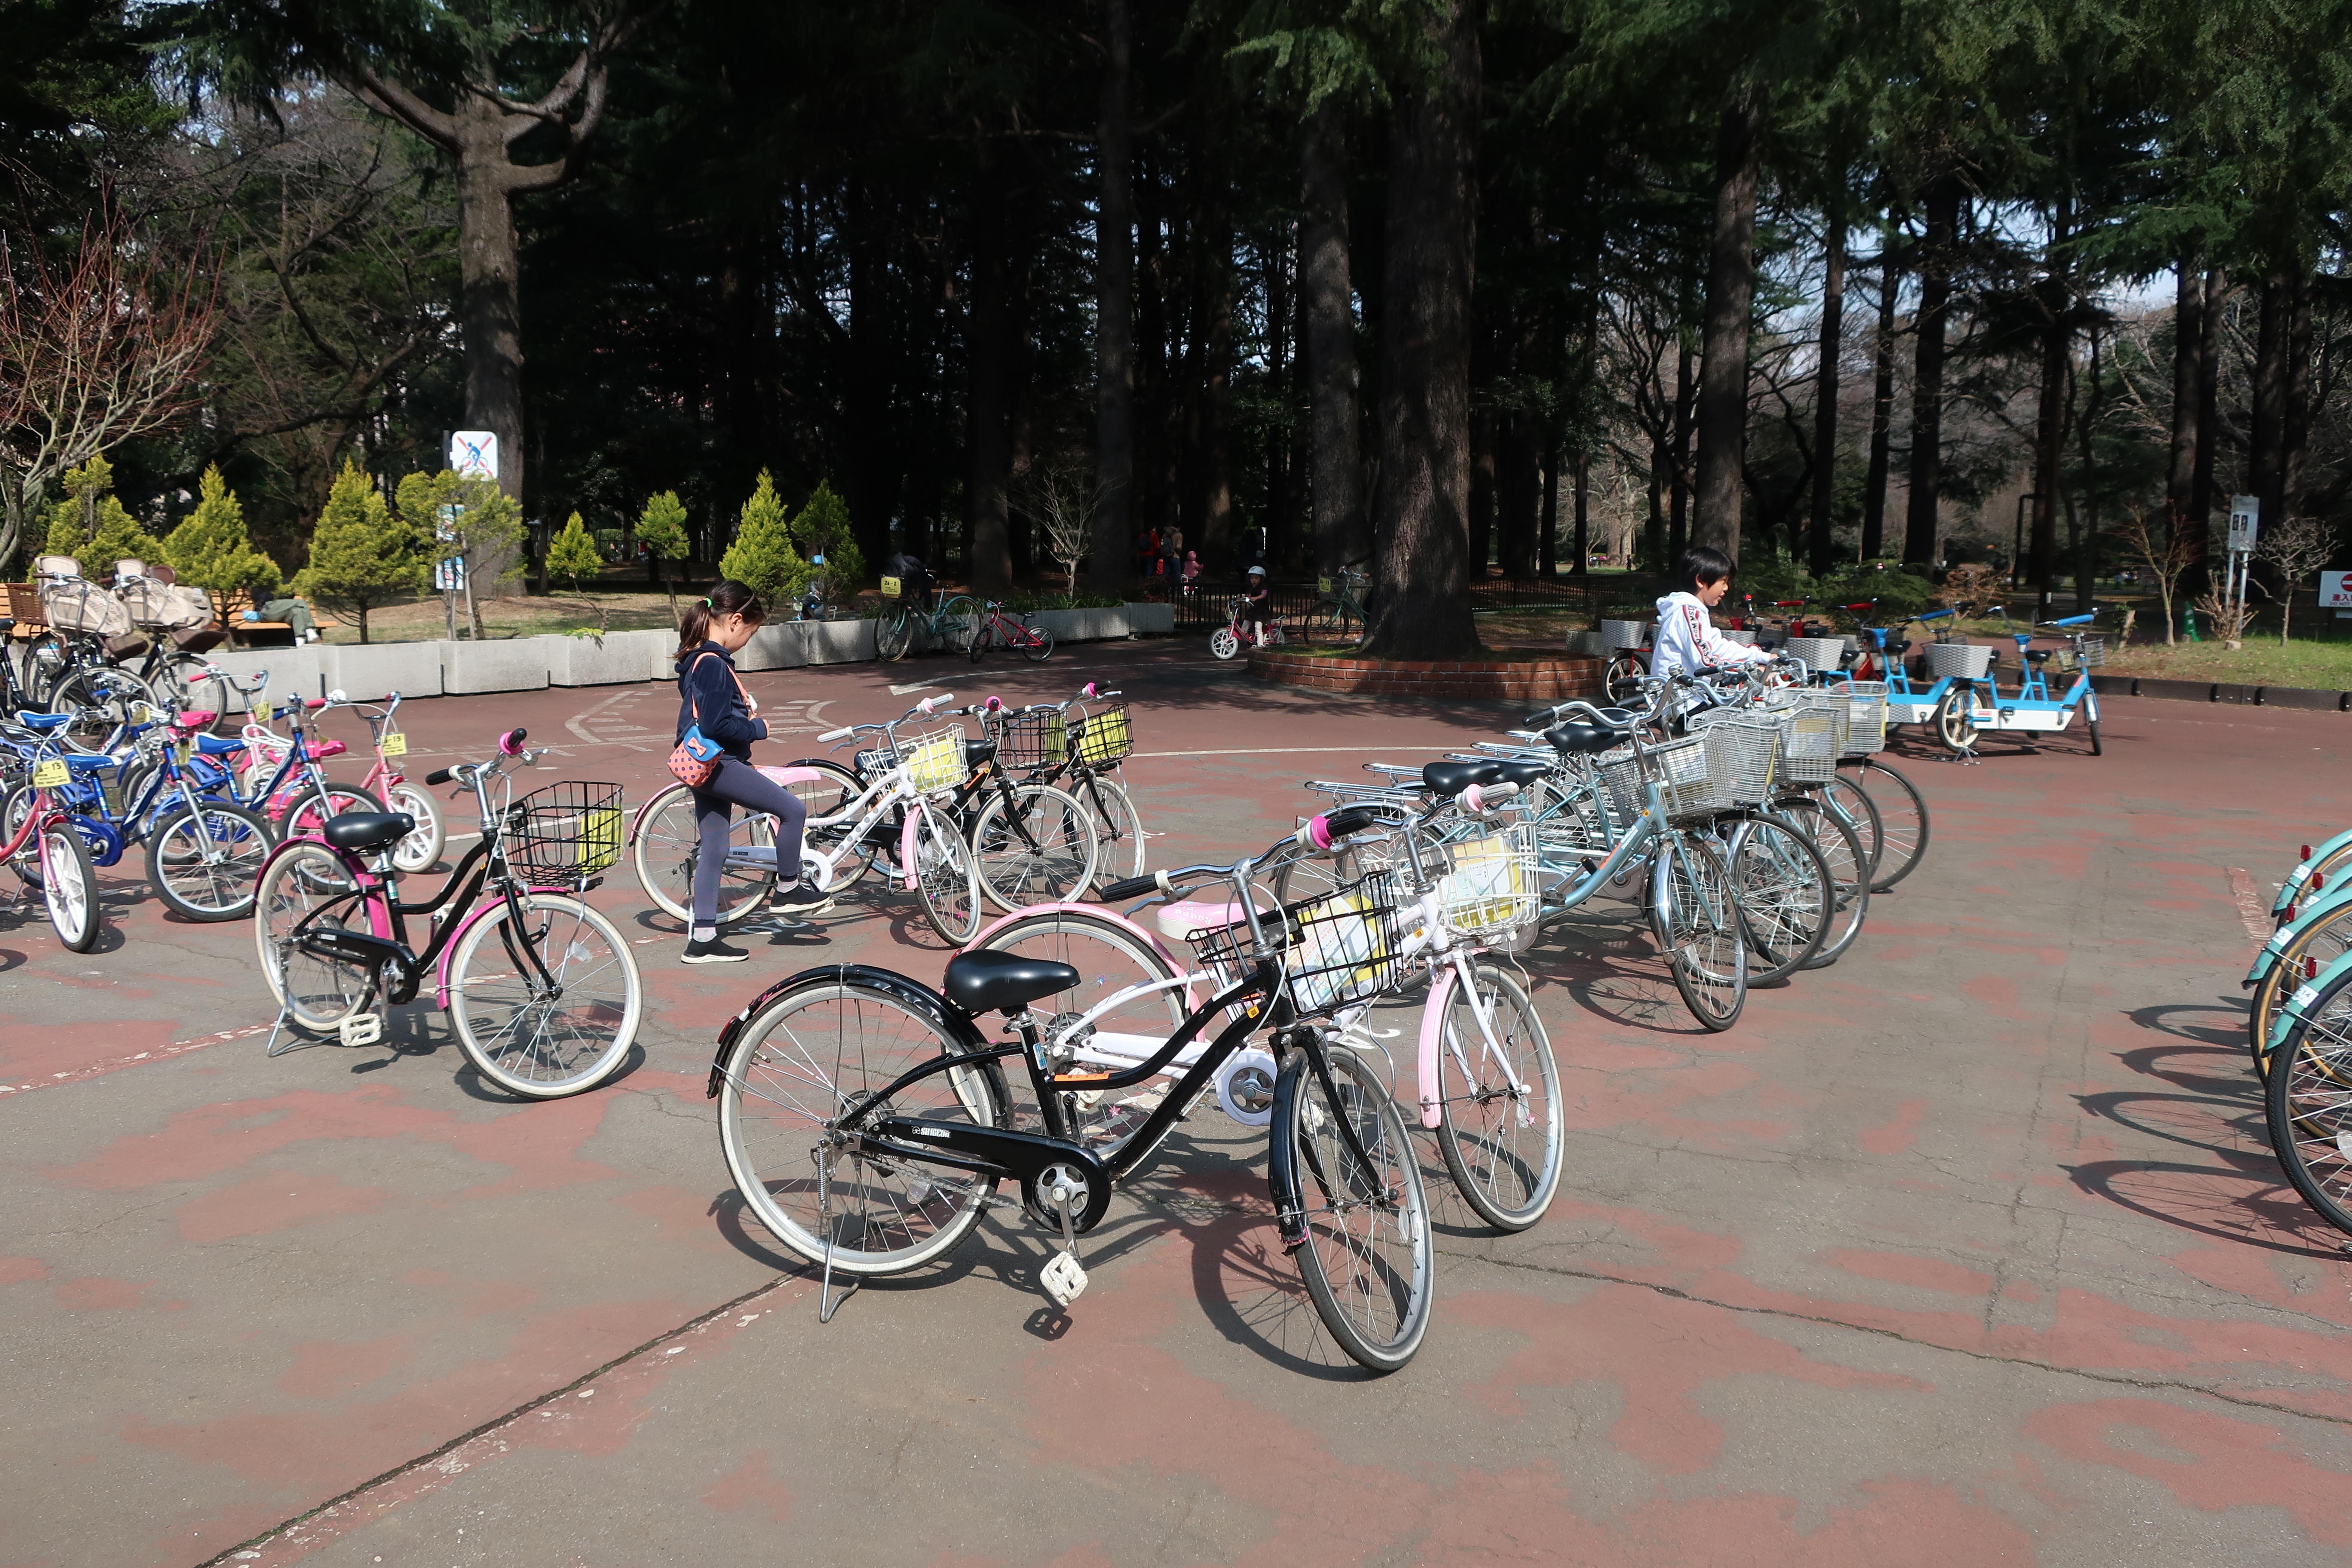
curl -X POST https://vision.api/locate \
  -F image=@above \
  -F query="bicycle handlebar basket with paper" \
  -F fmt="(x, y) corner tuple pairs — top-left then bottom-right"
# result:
(894, 725), (969, 794)
(1194, 869), (1402, 1018)
(1069, 697), (1133, 769)
(502, 781), (625, 888)
(1597, 734), (1733, 823)
(1429, 821), (1540, 939)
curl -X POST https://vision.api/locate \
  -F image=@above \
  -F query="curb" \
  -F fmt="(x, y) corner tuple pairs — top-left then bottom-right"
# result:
(1247, 649), (1605, 700)
(2095, 674), (2349, 712)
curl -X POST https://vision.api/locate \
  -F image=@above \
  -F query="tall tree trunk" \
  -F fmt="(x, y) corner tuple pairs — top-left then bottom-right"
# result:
(1136, 154), (1172, 543)
(2075, 323), (2103, 610)
(965, 156), (1014, 594)
(1263, 234), (1292, 564)
(2029, 204), (2072, 594)
(1669, 333), (1694, 560)
(1571, 450), (1589, 576)
(1538, 439), (1559, 576)
(846, 178), (898, 572)
(1861, 244), (1898, 560)
(1363, 0), (1480, 659)
(1693, 83), (1764, 560)
(1087, 0), (1134, 594)
(1467, 348), (1496, 577)
(2165, 258), (2204, 587)
(2190, 267), (2224, 545)
(2249, 263), (2291, 535)
(1903, 181), (1961, 565)
(1645, 428), (1667, 568)
(1807, 212), (1845, 576)
(454, 107), (525, 509)
(2285, 264), (2313, 520)
(1197, 211), (1236, 562)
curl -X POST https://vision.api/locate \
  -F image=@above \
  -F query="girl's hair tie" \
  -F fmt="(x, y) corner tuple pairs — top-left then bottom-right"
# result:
(701, 597), (712, 608)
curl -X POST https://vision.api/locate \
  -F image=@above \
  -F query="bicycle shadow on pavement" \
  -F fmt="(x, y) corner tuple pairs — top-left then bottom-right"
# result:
(1516, 907), (1718, 1036)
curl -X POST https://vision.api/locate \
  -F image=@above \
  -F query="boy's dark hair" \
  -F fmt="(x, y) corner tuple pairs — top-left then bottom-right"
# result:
(676, 579), (766, 658)
(1676, 546), (1736, 595)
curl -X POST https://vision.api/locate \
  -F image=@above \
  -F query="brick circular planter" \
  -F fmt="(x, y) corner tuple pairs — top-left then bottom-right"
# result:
(1249, 647), (1605, 700)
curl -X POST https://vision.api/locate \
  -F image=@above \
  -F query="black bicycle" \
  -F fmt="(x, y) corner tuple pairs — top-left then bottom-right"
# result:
(707, 808), (1436, 1371)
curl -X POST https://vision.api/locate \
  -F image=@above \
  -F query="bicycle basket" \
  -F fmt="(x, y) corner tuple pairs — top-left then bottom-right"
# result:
(1071, 698), (1133, 767)
(504, 782), (625, 887)
(2052, 636), (2107, 673)
(1781, 635), (1846, 673)
(1600, 618), (1652, 651)
(1687, 709), (1782, 807)
(994, 708), (1067, 771)
(1433, 823), (1540, 938)
(1765, 689), (1846, 783)
(1923, 642), (1995, 680)
(895, 726), (968, 793)
(1597, 734), (1727, 821)
(1839, 680), (1888, 755)
(1194, 870), (1401, 1017)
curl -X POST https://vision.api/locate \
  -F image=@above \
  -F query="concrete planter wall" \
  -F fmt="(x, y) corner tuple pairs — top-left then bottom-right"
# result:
(321, 641), (445, 703)
(444, 640), (551, 695)
(202, 646), (328, 711)
(547, 629), (673, 687)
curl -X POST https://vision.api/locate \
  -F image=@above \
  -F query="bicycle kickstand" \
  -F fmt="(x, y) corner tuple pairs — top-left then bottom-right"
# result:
(815, 1142), (858, 1325)
(262, 1001), (299, 1058)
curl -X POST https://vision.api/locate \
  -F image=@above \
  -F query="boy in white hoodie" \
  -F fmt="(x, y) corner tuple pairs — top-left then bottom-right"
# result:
(1651, 546), (1772, 680)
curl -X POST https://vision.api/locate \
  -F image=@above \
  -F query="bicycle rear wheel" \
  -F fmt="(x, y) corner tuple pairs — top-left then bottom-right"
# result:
(386, 782), (445, 873)
(1836, 759), (1928, 890)
(146, 802), (272, 921)
(278, 784), (386, 843)
(2251, 903), (2352, 1075)
(911, 801), (983, 944)
(50, 665), (155, 753)
(1279, 1044), (1433, 1373)
(1724, 814), (1831, 984)
(970, 782), (1098, 912)
(1652, 834), (1746, 1031)
(1019, 622), (1055, 662)
(968, 622), (994, 662)
(253, 841), (373, 1029)
(628, 781), (775, 928)
(1432, 962), (1561, 1231)
(1771, 795), (1871, 968)
(154, 654), (231, 732)
(1075, 774), (1146, 887)
(716, 975), (1001, 1274)
(2264, 970), (2352, 1239)
(447, 893), (642, 1098)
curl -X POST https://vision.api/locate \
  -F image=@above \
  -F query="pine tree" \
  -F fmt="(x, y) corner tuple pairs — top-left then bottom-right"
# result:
(718, 470), (804, 603)
(294, 460), (426, 644)
(635, 490), (691, 613)
(545, 510), (611, 634)
(164, 466), (283, 617)
(392, 469), (521, 640)
(42, 456), (165, 581)
(789, 480), (865, 614)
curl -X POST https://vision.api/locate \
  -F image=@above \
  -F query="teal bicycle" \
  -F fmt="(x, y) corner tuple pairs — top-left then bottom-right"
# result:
(873, 582), (979, 662)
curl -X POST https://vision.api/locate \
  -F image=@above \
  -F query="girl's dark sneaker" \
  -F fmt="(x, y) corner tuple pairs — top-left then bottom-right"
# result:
(683, 936), (750, 964)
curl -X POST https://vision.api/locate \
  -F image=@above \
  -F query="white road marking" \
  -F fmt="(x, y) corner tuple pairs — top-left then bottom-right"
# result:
(2227, 868), (2270, 943)
(1134, 744), (1483, 759)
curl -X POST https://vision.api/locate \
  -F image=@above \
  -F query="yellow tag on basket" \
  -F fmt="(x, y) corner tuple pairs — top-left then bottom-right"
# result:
(31, 760), (69, 790)
(380, 731), (408, 757)
(1317, 576), (1333, 594)
(880, 576), (902, 599)
(254, 699), (276, 724)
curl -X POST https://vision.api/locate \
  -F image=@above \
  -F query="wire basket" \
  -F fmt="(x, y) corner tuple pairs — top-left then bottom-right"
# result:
(503, 782), (625, 887)
(1071, 698), (1133, 768)
(1194, 871), (1401, 1017)
(992, 709), (1067, 771)
(1688, 709), (1783, 806)
(1431, 823), (1540, 938)
(1781, 636), (1847, 673)
(1767, 690), (1847, 783)
(1601, 619), (1653, 651)
(1924, 642), (1995, 679)
(1597, 735), (1728, 821)
(1839, 680), (1888, 755)
(2052, 636), (2107, 673)
(895, 726), (968, 793)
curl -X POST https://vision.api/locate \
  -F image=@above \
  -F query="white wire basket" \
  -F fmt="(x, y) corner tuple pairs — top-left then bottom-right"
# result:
(1601, 619), (1653, 651)
(1719, 628), (1758, 646)
(894, 726), (968, 793)
(1782, 636), (1846, 673)
(1688, 709), (1784, 806)
(1766, 690), (1847, 783)
(1924, 642), (1995, 679)
(1197, 872), (1403, 1017)
(1839, 680), (1888, 755)
(2052, 637), (2107, 673)
(1432, 822), (1540, 939)
(1598, 735), (1729, 822)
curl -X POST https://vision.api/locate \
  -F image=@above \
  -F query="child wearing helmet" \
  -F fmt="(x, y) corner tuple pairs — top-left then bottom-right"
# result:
(1243, 565), (1278, 646)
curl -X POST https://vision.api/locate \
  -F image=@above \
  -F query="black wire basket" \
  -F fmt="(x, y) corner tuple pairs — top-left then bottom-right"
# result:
(502, 781), (625, 887)
(1190, 869), (1401, 1017)
(992, 708), (1068, 771)
(1070, 698), (1133, 768)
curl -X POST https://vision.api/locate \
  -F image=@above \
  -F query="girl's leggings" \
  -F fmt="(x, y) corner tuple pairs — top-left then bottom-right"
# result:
(690, 755), (807, 926)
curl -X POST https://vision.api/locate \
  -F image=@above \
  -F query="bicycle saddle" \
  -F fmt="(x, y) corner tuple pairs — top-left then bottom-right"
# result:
(962, 738), (997, 768)
(1422, 760), (1501, 798)
(14, 713), (70, 732)
(1489, 757), (1552, 789)
(170, 710), (218, 731)
(1544, 722), (1620, 755)
(942, 949), (1080, 1014)
(194, 733), (244, 756)
(320, 811), (414, 852)
(306, 739), (348, 761)
(61, 753), (112, 772)
(2023, 649), (2053, 664)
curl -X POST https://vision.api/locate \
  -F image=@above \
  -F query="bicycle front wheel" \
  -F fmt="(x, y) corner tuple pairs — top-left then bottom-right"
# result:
(1652, 833), (1746, 1031)
(2265, 973), (2352, 1238)
(967, 622), (993, 662)
(146, 802), (272, 921)
(386, 782), (446, 874)
(1771, 795), (1871, 968)
(1725, 813), (1832, 984)
(1604, 654), (1648, 706)
(1837, 759), (1929, 890)
(1075, 774), (1146, 887)
(41, 823), (99, 952)
(969, 783), (1099, 912)
(717, 975), (1001, 1274)
(1433, 962), (1562, 1231)
(629, 781), (775, 928)
(911, 801), (983, 944)
(253, 841), (373, 1030)
(1279, 1044), (1433, 1373)
(278, 784), (387, 843)
(447, 893), (642, 1098)
(876, 607), (914, 662)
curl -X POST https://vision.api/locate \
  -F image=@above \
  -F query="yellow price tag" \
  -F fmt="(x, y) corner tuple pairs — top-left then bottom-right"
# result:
(1317, 576), (1333, 594)
(879, 576), (902, 599)
(254, 699), (276, 724)
(31, 760), (69, 790)
(380, 731), (408, 757)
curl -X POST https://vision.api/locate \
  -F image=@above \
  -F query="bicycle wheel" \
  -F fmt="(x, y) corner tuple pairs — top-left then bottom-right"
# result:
(40, 823), (99, 951)
(1208, 627), (1242, 661)
(278, 784), (387, 843)
(1019, 622), (1054, 662)
(1651, 833), (1746, 1031)
(1605, 654), (1648, 705)
(1771, 795), (1871, 968)
(447, 893), (642, 1098)
(386, 781), (446, 874)
(969, 782), (1099, 912)
(716, 974), (1001, 1274)
(876, 607), (914, 662)
(911, 801), (983, 943)
(153, 654), (231, 731)
(1075, 774), (1146, 888)
(2264, 973), (2352, 1238)
(975, 908), (1190, 1153)
(1432, 962), (1562, 1232)
(1724, 814), (1831, 984)
(253, 841), (373, 1030)
(777, 758), (875, 892)
(1812, 775), (1885, 885)
(1932, 688), (1978, 754)
(628, 781), (775, 928)
(936, 597), (980, 653)
(2082, 690), (2103, 756)
(1836, 759), (1928, 890)
(2251, 903), (2352, 1075)
(49, 665), (156, 753)
(1278, 1043), (1433, 1373)
(145, 801), (271, 921)
(967, 621), (993, 662)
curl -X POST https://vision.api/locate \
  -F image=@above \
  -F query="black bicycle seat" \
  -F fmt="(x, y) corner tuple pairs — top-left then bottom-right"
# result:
(1544, 722), (1620, 755)
(321, 812), (414, 852)
(1490, 757), (1552, 789)
(1422, 760), (1501, 798)
(943, 949), (1080, 1014)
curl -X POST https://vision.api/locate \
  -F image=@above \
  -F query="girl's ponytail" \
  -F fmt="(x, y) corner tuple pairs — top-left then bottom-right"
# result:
(676, 579), (766, 659)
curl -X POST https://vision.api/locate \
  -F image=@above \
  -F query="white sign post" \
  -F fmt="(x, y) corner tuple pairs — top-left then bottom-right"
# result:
(448, 432), (498, 482)
(2223, 494), (2260, 628)
(441, 441), (494, 637)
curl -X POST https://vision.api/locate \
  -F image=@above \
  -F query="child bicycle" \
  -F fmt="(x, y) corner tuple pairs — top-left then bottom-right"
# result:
(252, 727), (643, 1098)
(981, 683), (1146, 888)
(966, 601), (1054, 662)
(0, 723), (107, 949)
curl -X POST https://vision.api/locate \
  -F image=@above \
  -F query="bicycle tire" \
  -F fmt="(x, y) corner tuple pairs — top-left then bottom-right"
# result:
(936, 597), (979, 653)
(447, 893), (642, 1098)
(1208, 627), (1242, 661)
(968, 622), (993, 662)
(1836, 759), (1929, 890)
(386, 782), (446, 874)
(1605, 654), (1648, 706)
(1019, 623), (1054, 662)
(1771, 795), (1871, 968)
(2250, 902), (2352, 1075)
(876, 607), (914, 662)
(1725, 813), (1832, 984)
(1432, 962), (1562, 1232)
(911, 801), (983, 944)
(1075, 775), (1146, 888)
(253, 841), (374, 1030)
(2083, 691), (2103, 756)
(1278, 1044), (1433, 1373)
(775, 758), (874, 894)
(41, 822), (99, 952)
(145, 801), (271, 921)
(277, 784), (387, 844)
(50, 665), (157, 753)
(716, 975), (1001, 1274)
(154, 654), (232, 732)
(969, 782), (1099, 913)
(1652, 833), (1746, 1031)
(1932, 688), (1978, 753)
(628, 781), (776, 928)
(2264, 969), (2352, 1239)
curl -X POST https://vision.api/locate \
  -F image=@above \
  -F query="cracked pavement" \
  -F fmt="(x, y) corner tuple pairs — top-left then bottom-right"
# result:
(0, 641), (2347, 1566)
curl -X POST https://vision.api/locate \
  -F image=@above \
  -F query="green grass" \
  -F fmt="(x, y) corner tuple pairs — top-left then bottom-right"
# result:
(2103, 636), (2352, 690)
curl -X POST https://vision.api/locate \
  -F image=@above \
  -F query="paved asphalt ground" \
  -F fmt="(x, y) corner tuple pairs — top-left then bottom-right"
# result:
(1, 638), (2348, 1567)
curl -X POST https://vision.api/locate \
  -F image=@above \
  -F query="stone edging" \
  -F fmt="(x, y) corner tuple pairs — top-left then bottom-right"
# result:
(2088, 673), (2350, 712)
(1249, 647), (1603, 700)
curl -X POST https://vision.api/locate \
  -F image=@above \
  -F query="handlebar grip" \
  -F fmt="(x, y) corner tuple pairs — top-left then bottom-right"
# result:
(1316, 805), (1383, 843)
(1097, 875), (1159, 901)
(303, 698), (326, 710)
(424, 767), (454, 787)
(1081, 683), (1098, 698)
(499, 728), (527, 756)
(818, 726), (853, 742)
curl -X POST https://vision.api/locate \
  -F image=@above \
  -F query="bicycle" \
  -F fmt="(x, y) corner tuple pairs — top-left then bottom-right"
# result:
(981, 683), (1145, 889)
(707, 807), (1436, 1370)
(0, 727), (105, 950)
(2258, 947), (2352, 1240)
(1301, 565), (1370, 643)
(873, 581), (979, 662)
(966, 600), (1054, 663)
(252, 726), (643, 1097)
(316, 690), (445, 873)
(2245, 878), (2352, 1076)
(228, 691), (389, 843)
(1208, 595), (1283, 661)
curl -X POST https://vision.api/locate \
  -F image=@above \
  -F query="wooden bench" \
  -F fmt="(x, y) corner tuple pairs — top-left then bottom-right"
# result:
(219, 588), (295, 647)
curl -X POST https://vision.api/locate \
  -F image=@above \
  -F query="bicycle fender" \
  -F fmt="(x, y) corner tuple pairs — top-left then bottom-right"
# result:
(2247, 882), (2352, 987)
(428, 890), (576, 1009)
(1265, 1049), (1314, 1251)
(964, 902), (1198, 1010)
(1415, 964), (1457, 1130)
(900, 803), (922, 890)
(706, 963), (990, 1099)
(2269, 947), (2352, 1057)
(2275, 828), (2352, 917)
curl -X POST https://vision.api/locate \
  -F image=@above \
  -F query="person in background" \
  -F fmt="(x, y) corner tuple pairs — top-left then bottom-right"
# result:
(886, 549), (934, 608)
(245, 594), (320, 643)
(1161, 524), (1185, 584)
(1651, 545), (1771, 680)
(1180, 550), (1201, 597)
(674, 580), (832, 965)
(1242, 564), (1278, 646)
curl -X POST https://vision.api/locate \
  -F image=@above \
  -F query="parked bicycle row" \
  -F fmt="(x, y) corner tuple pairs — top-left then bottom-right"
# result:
(2247, 832), (2352, 1243)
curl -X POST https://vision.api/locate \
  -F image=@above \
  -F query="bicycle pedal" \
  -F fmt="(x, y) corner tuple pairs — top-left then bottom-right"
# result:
(1040, 1249), (1088, 1307)
(338, 1012), (383, 1048)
